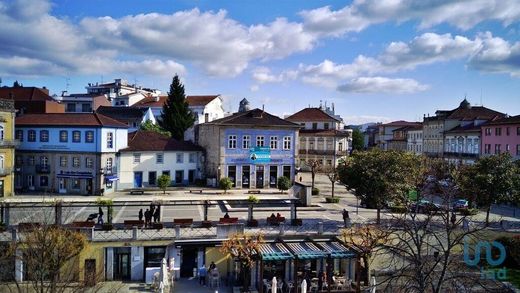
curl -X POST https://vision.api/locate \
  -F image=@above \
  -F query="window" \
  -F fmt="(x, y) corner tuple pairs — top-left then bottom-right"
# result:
(338, 142), (343, 151)
(15, 130), (23, 142)
(133, 153), (141, 163)
(283, 136), (291, 150)
(60, 130), (68, 142)
(270, 136), (278, 149)
(85, 131), (94, 143)
(324, 123), (329, 130)
(60, 156), (67, 167)
(205, 113), (209, 123)
(28, 156), (35, 165)
(517, 127), (520, 136)
(106, 132), (113, 148)
(86, 157), (93, 168)
(507, 127), (510, 136)
(106, 158), (113, 173)
(81, 103), (91, 112)
(506, 144), (510, 152)
(40, 176), (48, 187)
(312, 123), (318, 130)
(496, 128), (502, 136)
(256, 136), (265, 147)
(228, 135), (237, 149)
(485, 144), (491, 154)
(242, 135), (250, 149)
(189, 153), (195, 163)
(72, 179), (80, 189)
(40, 156), (48, 167)
(517, 145), (520, 156)
(40, 130), (49, 142)
(73, 157), (80, 167)
(15, 155), (22, 166)
(156, 153), (164, 164)
(72, 131), (81, 143)
(495, 144), (501, 154)
(327, 159), (332, 165)
(149, 171), (157, 185)
(485, 128), (491, 136)
(66, 103), (75, 112)
(176, 153), (183, 163)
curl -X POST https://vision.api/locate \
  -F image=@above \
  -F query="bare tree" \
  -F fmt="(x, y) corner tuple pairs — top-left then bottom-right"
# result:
(307, 159), (322, 191)
(326, 167), (339, 199)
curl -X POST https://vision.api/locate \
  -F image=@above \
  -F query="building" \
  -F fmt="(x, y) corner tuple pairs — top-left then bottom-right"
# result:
(377, 121), (420, 150)
(0, 99), (17, 197)
(363, 124), (380, 149)
(184, 95), (225, 142)
(118, 131), (203, 189)
(387, 124), (422, 151)
(96, 106), (156, 132)
(0, 86), (64, 114)
(85, 79), (160, 102)
(423, 98), (505, 158)
(406, 125), (423, 154)
(53, 93), (111, 112)
(481, 115), (520, 160)
(14, 113), (128, 195)
(198, 108), (300, 188)
(286, 107), (350, 169)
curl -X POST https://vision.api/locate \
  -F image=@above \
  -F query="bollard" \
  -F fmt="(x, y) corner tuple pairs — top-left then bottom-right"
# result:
(318, 222), (323, 235)
(133, 226), (139, 240)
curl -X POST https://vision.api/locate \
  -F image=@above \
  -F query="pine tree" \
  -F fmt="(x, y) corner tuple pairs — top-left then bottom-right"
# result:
(159, 75), (195, 140)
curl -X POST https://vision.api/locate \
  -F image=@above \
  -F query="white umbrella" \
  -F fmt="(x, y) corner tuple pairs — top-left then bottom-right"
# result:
(160, 258), (169, 287)
(272, 277), (278, 293)
(301, 279), (307, 293)
(371, 276), (376, 293)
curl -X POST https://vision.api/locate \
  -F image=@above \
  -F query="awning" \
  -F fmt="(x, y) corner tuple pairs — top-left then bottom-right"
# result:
(258, 243), (293, 261)
(56, 173), (93, 179)
(317, 241), (356, 259)
(285, 242), (327, 260)
(105, 175), (119, 182)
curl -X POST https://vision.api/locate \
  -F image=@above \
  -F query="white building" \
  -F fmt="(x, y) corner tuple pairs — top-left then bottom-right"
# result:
(86, 79), (161, 102)
(96, 106), (156, 133)
(118, 131), (203, 189)
(407, 126), (423, 154)
(185, 95), (225, 142)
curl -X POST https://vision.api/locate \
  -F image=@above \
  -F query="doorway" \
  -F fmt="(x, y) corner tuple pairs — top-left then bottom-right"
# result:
(228, 166), (236, 187)
(242, 166), (250, 188)
(188, 170), (195, 184)
(180, 247), (198, 278)
(255, 165), (264, 189)
(113, 248), (131, 280)
(134, 172), (143, 188)
(86, 179), (93, 195)
(269, 166), (277, 188)
(0, 180), (3, 197)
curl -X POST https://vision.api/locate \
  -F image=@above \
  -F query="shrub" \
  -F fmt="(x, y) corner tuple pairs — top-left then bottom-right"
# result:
(325, 197), (340, 203)
(461, 208), (479, 216)
(495, 236), (520, 269)
(312, 187), (320, 195)
(277, 176), (291, 193)
(390, 206), (408, 213)
(247, 195), (259, 204)
(219, 177), (233, 193)
(158, 174), (171, 194)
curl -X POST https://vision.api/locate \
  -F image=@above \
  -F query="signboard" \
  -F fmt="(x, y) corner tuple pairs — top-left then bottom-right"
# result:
(249, 146), (271, 164)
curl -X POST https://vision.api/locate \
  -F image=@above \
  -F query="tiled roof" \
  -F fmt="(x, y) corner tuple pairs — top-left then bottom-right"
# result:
(122, 131), (203, 152)
(208, 108), (301, 128)
(186, 95), (220, 106)
(444, 124), (481, 134)
(286, 108), (341, 122)
(392, 124), (423, 132)
(299, 129), (351, 137)
(15, 113), (128, 128)
(447, 106), (505, 120)
(133, 95), (220, 108)
(485, 115), (520, 125)
(0, 87), (53, 101)
(381, 120), (421, 127)
(96, 106), (147, 121)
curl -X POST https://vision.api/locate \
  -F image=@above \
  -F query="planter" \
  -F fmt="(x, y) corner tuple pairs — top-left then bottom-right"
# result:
(291, 219), (303, 226)
(325, 197), (340, 203)
(102, 223), (113, 231)
(247, 219), (258, 227)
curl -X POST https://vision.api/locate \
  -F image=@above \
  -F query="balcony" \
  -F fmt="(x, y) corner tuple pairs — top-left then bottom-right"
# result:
(0, 139), (20, 147)
(0, 167), (13, 176)
(443, 152), (478, 159)
(35, 164), (50, 174)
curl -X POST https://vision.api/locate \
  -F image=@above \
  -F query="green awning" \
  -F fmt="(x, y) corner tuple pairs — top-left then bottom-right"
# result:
(258, 243), (293, 261)
(285, 242), (327, 260)
(317, 241), (356, 259)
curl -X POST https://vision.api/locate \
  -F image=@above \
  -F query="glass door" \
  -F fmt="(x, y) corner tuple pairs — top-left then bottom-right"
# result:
(242, 166), (250, 188)
(255, 165), (264, 189)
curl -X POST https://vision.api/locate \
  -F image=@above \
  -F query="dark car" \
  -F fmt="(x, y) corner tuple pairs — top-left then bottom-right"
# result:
(410, 200), (443, 214)
(453, 199), (469, 211)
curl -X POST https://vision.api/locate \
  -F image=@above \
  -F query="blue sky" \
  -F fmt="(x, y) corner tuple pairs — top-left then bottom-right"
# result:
(1, 0), (520, 124)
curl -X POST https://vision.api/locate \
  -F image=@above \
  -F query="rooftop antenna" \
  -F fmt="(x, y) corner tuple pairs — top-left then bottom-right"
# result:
(65, 77), (70, 92)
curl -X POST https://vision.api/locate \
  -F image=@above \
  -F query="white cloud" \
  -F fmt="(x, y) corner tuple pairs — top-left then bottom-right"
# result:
(343, 115), (392, 125)
(337, 77), (429, 94)
(250, 85), (260, 92)
(468, 32), (520, 76)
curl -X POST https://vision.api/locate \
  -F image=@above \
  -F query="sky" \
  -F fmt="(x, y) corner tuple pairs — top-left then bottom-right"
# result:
(1, 0), (520, 125)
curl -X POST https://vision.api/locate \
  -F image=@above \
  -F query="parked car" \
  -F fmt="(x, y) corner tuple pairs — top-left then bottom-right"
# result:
(410, 199), (444, 214)
(453, 199), (469, 211)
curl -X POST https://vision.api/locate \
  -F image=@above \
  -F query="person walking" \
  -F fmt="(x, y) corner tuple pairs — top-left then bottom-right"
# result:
(199, 264), (207, 286)
(144, 209), (151, 227)
(153, 206), (160, 223)
(97, 207), (104, 225)
(342, 209), (350, 228)
(138, 209), (143, 222)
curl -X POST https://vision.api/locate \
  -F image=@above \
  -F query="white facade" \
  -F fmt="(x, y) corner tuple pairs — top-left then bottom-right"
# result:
(444, 134), (480, 155)
(112, 92), (147, 107)
(118, 151), (202, 189)
(100, 128), (128, 153)
(185, 97), (225, 142)
(407, 129), (423, 154)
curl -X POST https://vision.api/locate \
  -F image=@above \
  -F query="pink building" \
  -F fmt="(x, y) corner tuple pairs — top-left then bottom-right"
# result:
(481, 115), (520, 159)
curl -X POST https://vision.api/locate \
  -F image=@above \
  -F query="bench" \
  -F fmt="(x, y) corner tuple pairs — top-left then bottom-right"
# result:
(247, 190), (261, 194)
(189, 189), (203, 193)
(267, 217), (286, 225)
(129, 189), (144, 195)
(124, 220), (144, 229)
(219, 217), (239, 224)
(174, 218), (193, 227)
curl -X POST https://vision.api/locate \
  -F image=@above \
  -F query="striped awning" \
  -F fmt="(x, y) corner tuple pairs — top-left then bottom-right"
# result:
(258, 243), (293, 261)
(317, 242), (356, 259)
(285, 242), (327, 260)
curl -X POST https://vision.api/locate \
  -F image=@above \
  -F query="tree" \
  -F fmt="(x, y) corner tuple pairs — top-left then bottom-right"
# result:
(277, 176), (291, 193)
(338, 149), (422, 224)
(12, 80), (22, 88)
(351, 128), (364, 151)
(457, 153), (520, 226)
(159, 75), (195, 140)
(139, 120), (171, 137)
(307, 159), (322, 191)
(220, 233), (263, 292)
(326, 167), (339, 198)
(157, 174), (171, 194)
(219, 177), (233, 194)
(96, 198), (113, 225)
(341, 224), (389, 286)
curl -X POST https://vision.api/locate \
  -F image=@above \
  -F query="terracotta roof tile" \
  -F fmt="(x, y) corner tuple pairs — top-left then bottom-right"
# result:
(122, 131), (203, 152)
(186, 95), (220, 106)
(286, 108), (341, 122)
(485, 115), (520, 125)
(15, 113), (128, 128)
(381, 120), (421, 127)
(447, 106), (505, 120)
(299, 129), (351, 137)
(96, 106), (147, 121)
(133, 95), (220, 108)
(208, 108), (300, 128)
(0, 87), (53, 101)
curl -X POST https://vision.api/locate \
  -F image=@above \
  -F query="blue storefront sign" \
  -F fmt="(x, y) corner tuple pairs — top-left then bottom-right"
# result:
(249, 147), (271, 164)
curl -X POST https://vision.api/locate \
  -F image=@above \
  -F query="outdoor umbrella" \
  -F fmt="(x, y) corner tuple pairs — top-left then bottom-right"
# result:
(160, 258), (169, 287)
(371, 276), (377, 293)
(301, 279), (307, 293)
(272, 277), (277, 293)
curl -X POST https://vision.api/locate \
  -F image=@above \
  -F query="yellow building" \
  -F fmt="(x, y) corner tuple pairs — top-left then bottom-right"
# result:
(0, 99), (16, 197)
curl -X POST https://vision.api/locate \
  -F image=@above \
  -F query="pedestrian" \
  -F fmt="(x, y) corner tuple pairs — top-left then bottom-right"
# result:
(153, 206), (160, 223)
(98, 207), (104, 225)
(209, 261), (216, 272)
(150, 202), (155, 217)
(342, 209), (350, 228)
(199, 264), (207, 286)
(144, 209), (151, 227)
(138, 209), (143, 222)
(299, 176), (302, 182)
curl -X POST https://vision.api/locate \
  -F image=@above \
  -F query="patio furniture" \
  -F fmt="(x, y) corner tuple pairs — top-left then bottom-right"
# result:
(263, 279), (272, 293)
